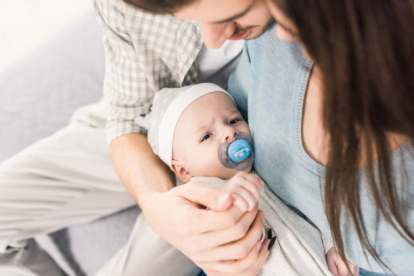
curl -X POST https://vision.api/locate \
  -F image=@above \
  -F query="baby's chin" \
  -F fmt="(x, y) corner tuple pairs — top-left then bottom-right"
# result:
(237, 157), (254, 173)
(221, 161), (253, 179)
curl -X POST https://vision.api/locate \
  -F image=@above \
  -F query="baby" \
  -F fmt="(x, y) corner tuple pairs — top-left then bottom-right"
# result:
(135, 83), (261, 213)
(135, 83), (359, 276)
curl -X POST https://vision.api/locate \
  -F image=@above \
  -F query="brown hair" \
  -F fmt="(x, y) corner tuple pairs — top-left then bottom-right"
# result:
(273, 0), (414, 272)
(123, 0), (197, 14)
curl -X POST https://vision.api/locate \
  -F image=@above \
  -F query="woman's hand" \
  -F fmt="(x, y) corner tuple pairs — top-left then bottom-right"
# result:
(139, 180), (266, 274)
(326, 247), (359, 276)
(202, 235), (272, 276)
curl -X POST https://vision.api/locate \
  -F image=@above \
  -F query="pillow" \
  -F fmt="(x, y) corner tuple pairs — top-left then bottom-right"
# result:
(0, 10), (104, 162)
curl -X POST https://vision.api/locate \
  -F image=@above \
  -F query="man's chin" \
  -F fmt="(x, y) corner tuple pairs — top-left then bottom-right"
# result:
(245, 19), (275, 41)
(245, 30), (267, 41)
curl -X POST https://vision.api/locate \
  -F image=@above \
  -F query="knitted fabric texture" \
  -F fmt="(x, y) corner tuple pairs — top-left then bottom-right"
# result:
(134, 83), (234, 168)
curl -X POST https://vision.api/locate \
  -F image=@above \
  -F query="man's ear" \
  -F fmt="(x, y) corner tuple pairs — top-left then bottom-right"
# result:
(171, 159), (192, 183)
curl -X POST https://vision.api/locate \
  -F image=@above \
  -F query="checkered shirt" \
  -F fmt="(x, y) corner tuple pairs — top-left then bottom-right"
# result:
(93, 0), (203, 143)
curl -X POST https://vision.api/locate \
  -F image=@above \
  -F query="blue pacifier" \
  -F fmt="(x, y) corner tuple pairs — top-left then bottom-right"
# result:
(218, 132), (254, 171)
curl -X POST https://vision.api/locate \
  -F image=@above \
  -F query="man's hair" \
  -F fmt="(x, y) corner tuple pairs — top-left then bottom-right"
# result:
(123, 0), (197, 14)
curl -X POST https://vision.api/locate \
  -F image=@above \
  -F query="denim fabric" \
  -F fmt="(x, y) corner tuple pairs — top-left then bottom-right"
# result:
(359, 268), (393, 276)
(227, 24), (414, 275)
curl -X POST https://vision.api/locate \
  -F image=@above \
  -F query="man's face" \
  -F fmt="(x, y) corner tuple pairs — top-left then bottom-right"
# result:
(173, 0), (273, 49)
(172, 92), (252, 181)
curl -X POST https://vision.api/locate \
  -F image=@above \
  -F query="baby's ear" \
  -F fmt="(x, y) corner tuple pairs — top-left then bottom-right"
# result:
(171, 159), (192, 183)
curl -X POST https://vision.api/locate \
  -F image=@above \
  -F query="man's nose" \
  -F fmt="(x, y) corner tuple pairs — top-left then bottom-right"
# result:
(201, 23), (235, 49)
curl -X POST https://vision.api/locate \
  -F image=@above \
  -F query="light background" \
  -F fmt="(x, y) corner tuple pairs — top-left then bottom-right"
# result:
(0, 0), (92, 72)
(0, 2), (96, 273)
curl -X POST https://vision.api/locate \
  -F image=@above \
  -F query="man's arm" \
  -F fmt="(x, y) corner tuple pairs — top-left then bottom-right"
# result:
(110, 133), (175, 204)
(95, 0), (266, 272)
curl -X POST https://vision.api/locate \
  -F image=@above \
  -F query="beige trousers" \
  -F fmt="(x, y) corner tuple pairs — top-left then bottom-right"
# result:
(0, 122), (199, 276)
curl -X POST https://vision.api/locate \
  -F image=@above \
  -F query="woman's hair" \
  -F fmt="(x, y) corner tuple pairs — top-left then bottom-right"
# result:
(273, 0), (414, 271)
(123, 0), (196, 14)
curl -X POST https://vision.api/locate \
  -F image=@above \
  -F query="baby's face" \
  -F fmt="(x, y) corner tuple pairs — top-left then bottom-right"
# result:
(172, 92), (252, 181)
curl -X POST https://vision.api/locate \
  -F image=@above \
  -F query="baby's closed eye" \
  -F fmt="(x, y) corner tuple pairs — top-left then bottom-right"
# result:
(201, 133), (212, 142)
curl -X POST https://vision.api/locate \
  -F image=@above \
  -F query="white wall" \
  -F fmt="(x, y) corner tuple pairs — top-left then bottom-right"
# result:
(0, 0), (92, 72)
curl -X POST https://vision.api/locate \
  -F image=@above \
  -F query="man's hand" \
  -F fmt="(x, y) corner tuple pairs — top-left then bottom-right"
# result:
(223, 172), (265, 212)
(326, 247), (359, 276)
(139, 180), (266, 274)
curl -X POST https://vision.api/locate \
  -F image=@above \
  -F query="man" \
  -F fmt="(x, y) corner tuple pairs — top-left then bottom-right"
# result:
(0, 0), (274, 275)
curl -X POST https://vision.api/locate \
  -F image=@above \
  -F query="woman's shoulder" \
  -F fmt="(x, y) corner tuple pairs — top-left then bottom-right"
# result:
(246, 23), (305, 66)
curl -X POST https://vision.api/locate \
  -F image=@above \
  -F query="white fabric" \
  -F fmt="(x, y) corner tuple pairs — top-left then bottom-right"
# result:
(0, 117), (331, 276)
(96, 213), (200, 276)
(0, 121), (198, 276)
(197, 40), (244, 84)
(0, 10), (104, 163)
(193, 176), (333, 276)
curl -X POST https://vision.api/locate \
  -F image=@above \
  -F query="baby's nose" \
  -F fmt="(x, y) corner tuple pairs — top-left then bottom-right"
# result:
(223, 127), (237, 143)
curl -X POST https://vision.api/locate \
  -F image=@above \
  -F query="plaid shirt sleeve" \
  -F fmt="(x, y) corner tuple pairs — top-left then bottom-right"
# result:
(93, 0), (201, 143)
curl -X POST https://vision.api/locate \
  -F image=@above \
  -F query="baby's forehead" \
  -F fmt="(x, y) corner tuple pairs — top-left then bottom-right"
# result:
(181, 103), (238, 131)
(171, 91), (237, 133)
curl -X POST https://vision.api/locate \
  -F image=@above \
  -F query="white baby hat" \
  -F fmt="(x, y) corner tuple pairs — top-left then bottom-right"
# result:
(134, 83), (234, 168)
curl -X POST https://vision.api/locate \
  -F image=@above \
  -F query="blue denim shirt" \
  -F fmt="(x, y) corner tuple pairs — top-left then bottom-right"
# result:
(228, 24), (414, 275)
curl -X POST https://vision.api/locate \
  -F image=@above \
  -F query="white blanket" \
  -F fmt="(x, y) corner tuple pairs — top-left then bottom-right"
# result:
(192, 176), (333, 276)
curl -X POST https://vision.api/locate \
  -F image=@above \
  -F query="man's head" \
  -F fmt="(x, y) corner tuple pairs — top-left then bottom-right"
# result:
(172, 92), (251, 182)
(124, 0), (273, 49)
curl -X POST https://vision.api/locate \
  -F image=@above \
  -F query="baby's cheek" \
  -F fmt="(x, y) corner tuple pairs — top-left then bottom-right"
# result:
(194, 153), (221, 176)
(208, 156), (230, 178)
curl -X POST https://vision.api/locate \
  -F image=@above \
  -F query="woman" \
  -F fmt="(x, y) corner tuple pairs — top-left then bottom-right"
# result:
(259, 0), (414, 275)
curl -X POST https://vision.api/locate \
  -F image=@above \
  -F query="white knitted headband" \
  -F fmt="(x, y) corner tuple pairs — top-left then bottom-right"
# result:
(134, 83), (235, 168)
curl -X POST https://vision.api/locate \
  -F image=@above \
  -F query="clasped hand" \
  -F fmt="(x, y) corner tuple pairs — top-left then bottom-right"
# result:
(140, 172), (271, 275)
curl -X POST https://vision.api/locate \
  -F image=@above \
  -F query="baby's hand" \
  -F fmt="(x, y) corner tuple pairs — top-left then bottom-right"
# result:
(326, 247), (359, 276)
(223, 171), (265, 212)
